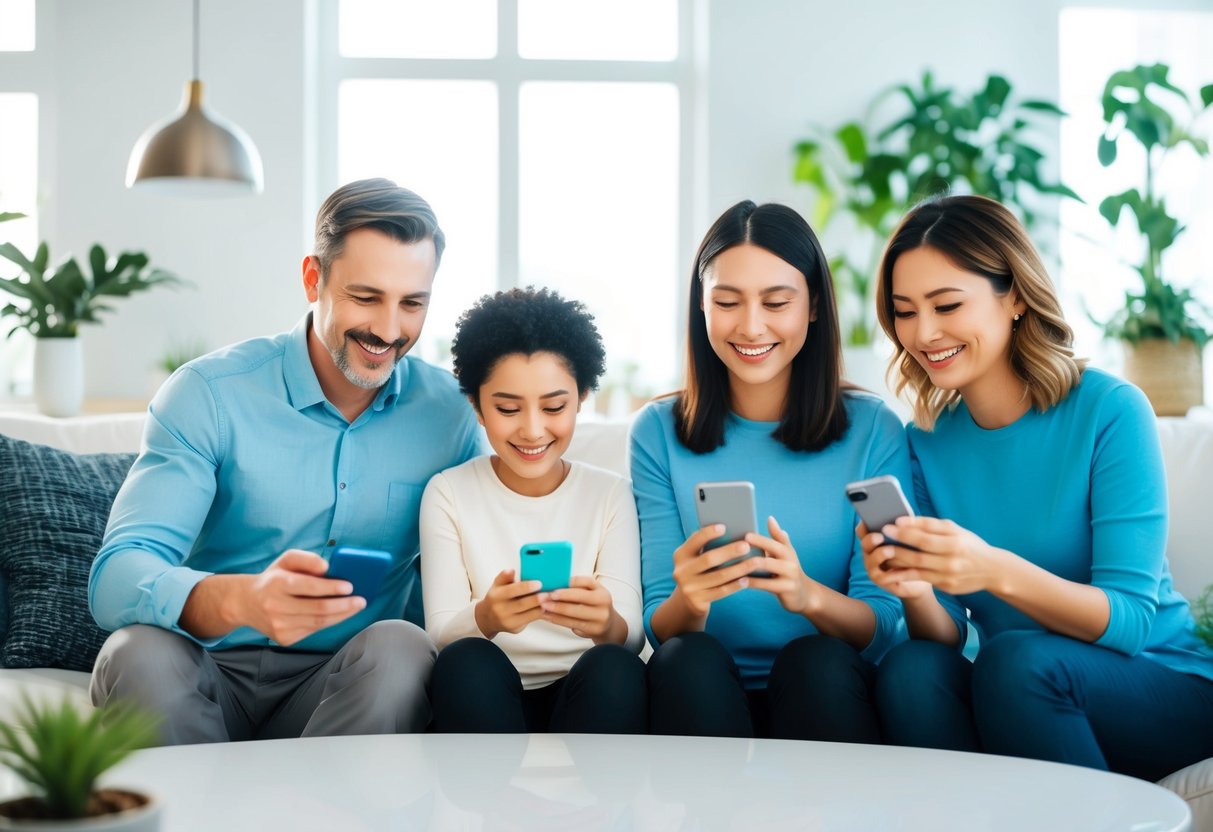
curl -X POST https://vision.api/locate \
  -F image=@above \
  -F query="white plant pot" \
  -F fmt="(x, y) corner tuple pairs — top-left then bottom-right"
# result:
(33, 337), (84, 418)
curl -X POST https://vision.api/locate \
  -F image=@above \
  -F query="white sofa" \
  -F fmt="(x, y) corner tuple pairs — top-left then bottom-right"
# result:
(2, 408), (1212, 823)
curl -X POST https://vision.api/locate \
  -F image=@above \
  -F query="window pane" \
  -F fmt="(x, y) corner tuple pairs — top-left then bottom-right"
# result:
(0, 93), (37, 398)
(1058, 9), (1213, 371)
(0, 0), (35, 51)
(338, 80), (498, 365)
(518, 0), (677, 61)
(339, 0), (496, 59)
(519, 82), (679, 407)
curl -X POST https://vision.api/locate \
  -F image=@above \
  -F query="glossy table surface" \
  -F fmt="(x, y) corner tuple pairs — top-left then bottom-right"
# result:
(74, 733), (1193, 831)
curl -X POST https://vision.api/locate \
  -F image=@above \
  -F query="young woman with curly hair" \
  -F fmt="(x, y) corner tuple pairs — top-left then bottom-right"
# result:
(420, 287), (646, 734)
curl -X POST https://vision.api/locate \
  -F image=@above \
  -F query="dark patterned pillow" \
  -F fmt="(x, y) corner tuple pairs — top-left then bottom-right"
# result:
(0, 434), (135, 670)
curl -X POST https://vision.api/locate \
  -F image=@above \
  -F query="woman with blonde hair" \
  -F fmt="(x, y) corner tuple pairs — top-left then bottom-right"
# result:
(861, 194), (1213, 780)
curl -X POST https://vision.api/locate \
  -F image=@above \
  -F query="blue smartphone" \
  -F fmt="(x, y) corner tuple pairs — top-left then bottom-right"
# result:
(327, 546), (392, 602)
(519, 541), (573, 592)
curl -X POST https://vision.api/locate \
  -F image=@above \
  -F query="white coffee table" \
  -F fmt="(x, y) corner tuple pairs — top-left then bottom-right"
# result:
(85, 734), (1191, 830)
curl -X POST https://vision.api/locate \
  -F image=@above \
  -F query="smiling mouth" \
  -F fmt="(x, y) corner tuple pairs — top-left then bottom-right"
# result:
(925, 345), (964, 362)
(511, 442), (553, 458)
(731, 343), (775, 357)
(349, 332), (404, 359)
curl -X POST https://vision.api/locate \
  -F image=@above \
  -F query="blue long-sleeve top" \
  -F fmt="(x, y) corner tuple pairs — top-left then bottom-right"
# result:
(89, 314), (484, 653)
(910, 367), (1213, 680)
(629, 393), (910, 687)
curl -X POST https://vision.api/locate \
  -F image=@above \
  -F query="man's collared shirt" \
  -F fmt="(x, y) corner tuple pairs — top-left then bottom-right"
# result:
(89, 314), (484, 652)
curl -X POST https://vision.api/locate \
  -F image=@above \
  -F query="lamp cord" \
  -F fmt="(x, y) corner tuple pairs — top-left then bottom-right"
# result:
(192, 0), (200, 80)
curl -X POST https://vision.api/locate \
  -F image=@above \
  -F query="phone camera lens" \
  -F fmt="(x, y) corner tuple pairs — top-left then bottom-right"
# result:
(698, 488), (705, 500)
(850, 491), (868, 502)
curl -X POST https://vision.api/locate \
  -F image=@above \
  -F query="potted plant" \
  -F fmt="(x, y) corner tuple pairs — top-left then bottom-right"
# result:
(793, 71), (1077, 389)
(0, 235), (181, 417)
(0, 695), (160, 830)
(1094, 63), (1213, 416)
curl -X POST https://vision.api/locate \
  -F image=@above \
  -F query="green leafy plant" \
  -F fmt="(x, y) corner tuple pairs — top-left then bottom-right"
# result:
(794, 70), (1078, 345)
(0, 695), (159, 820)
(0, 240), (181, 339)
(158, 339), (207, 374)
(1192, 584), (1213, 649)
(1095, 64), (1213, 346)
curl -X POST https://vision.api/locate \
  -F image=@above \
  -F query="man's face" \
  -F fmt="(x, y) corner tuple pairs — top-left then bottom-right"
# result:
(304, 227), (437, 396)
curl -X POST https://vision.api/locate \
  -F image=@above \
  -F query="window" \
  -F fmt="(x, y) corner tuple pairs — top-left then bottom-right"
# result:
(1058, 8), (1213, 371)
(0, 0), (41, 399)
(322, 0), (693, 410)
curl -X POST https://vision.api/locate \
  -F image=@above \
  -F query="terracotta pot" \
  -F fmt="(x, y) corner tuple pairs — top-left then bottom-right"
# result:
(1122, 338), (1204, 417)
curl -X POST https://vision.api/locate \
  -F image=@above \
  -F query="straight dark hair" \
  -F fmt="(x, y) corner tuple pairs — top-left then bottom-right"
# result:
(674, 200), (849, 453)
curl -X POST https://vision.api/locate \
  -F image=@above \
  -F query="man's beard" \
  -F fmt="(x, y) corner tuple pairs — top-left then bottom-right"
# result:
(331, 329), (409, 389)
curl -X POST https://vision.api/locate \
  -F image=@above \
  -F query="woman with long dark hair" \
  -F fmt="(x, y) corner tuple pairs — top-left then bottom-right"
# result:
(631, 200), (909, 739)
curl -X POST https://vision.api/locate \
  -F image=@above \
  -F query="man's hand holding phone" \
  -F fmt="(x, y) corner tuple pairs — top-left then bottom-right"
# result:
(474, 569), (545, 640)
(236, 549), (367, 647)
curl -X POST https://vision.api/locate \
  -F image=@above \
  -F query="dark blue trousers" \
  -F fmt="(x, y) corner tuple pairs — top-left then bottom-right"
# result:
(647, 631), (881, 742)
(876, 632), (1213, 781)
(430, 637), (648, 734)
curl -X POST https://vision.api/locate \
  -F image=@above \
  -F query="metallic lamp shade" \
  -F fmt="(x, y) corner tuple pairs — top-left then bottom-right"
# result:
(126, 80), (264, 195)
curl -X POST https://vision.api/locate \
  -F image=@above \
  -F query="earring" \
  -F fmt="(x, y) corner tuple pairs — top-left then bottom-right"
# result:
(1013, 313), (1022, 321)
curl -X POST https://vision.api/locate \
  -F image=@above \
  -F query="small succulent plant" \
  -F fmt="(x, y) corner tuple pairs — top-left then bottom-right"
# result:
(0, 695), (159, 820)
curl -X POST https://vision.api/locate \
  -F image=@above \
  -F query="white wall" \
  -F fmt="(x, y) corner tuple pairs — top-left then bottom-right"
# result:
(705, 0), (1064, 233)
(48, 0), (308, 399)
(30, 0), (1172, 399)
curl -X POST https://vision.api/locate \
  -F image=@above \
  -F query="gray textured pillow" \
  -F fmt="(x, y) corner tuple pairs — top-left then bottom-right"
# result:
(0, 434), (135, 670)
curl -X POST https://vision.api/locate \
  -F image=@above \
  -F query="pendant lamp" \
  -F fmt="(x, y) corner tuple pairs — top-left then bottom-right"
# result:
(126, 0), (264, 195)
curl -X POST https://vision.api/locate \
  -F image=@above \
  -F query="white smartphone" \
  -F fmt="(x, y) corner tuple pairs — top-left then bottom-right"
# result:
(845, 475), (918, 553)
(693, 481), (771, 578)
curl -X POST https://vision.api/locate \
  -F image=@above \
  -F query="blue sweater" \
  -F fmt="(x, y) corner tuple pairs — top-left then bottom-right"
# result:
(910, 368), (1213, 680)
(629, 393), (910, 687)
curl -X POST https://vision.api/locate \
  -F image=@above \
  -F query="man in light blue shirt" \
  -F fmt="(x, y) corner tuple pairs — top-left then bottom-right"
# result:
(89, 179), (483, 744)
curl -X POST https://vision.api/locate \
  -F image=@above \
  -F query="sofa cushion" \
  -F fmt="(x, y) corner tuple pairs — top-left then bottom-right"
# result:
(0, 434), (135, 671)
(1159, 756), (1213, 831)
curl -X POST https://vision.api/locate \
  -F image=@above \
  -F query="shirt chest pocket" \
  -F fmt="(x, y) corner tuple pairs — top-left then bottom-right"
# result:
(379, 481), (426, 564)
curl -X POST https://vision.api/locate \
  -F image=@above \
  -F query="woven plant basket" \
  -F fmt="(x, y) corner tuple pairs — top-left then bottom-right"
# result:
(1123, 338), (1204, 417)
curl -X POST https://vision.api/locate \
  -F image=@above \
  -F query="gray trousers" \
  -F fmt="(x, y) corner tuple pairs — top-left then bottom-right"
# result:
(89, 620), (437, 746)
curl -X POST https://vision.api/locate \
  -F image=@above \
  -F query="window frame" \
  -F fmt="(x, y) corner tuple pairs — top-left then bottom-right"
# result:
(313, 0), (703, 385)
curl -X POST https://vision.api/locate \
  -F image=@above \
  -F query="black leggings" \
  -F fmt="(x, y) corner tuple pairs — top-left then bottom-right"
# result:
(647, 631), (881, 741)
(431, 637), (648, 734)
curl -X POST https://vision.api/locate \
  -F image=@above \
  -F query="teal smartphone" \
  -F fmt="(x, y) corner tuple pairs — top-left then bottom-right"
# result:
(327, 546), (392, 602)
(519, 541), (573, 592)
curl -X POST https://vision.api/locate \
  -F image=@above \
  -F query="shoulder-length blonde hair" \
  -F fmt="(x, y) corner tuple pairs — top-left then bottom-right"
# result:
(875, 195), (1085, 430)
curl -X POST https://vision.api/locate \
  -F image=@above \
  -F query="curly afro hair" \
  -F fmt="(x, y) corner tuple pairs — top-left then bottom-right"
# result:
(451, 286), (607, 401)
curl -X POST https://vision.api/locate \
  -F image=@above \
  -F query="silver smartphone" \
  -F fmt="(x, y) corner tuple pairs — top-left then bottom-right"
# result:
(693, 481), (771, 577)
(845, 475), (918, 554)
